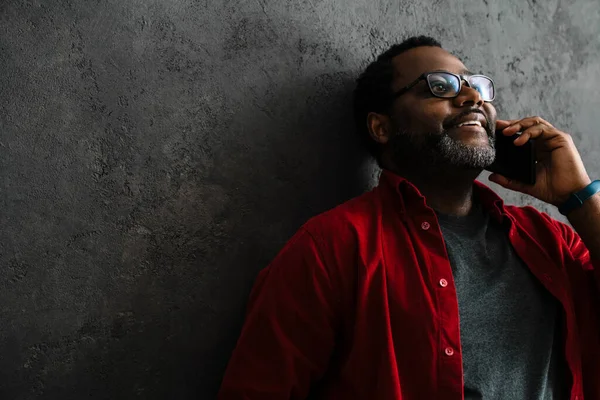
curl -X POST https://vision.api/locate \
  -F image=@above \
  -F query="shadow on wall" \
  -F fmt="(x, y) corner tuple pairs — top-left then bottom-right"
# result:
(1, 64), (377, 400)
(0, 0), (388, 397)
(197, 69), (377, 397)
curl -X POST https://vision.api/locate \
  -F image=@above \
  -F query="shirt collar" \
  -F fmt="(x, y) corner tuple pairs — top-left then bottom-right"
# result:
(378, 168), (507, 224)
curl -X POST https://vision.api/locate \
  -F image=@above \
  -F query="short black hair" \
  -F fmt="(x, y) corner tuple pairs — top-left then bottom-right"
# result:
(353, 36), (442, 165)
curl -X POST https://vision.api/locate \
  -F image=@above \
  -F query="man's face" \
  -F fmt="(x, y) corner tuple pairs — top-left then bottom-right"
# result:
(386, 46), (497, 170)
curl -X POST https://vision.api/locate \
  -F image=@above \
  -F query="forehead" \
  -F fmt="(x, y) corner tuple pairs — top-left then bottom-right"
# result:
(391, 46), (468, 89)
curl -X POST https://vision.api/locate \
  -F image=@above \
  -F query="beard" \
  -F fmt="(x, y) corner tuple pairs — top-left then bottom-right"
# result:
(389, 122), (496, 170)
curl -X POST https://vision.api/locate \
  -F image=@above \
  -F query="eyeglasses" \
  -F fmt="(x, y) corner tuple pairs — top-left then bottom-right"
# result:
(392, 71), (495, 102)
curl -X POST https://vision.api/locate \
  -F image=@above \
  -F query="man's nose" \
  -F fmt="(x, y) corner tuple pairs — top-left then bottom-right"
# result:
(453, 81), (484, 107)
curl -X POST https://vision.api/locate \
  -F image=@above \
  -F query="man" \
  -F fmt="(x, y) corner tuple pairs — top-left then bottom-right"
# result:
(219, 36), (600, 399)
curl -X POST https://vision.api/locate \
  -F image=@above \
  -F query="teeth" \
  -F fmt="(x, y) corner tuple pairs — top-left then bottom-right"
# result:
(457, 121), (482, 127)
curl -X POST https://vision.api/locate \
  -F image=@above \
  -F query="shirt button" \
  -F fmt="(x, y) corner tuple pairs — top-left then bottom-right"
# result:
(445, 347), (454, 356)
(439, 278), (448, 287)
(421, 221), (430, 230)
(542, 273), (553, 283)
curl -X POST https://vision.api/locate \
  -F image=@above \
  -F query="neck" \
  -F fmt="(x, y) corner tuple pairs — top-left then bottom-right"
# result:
(386, 161), (482, 217)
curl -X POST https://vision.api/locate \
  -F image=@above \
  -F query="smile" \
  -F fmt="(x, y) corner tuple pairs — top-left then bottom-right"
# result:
(455, 120), (482, 128)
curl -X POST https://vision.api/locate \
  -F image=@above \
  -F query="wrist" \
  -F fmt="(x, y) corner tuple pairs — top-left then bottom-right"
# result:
(567, 191), (600, 221)
(559, 179), (600, 216)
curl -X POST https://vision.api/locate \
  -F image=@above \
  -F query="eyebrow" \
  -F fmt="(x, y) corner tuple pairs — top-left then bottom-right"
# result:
(426, 68), (476, 76)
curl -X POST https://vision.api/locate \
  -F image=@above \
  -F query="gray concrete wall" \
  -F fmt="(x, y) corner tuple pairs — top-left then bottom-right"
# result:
(1, 0), (598, 398)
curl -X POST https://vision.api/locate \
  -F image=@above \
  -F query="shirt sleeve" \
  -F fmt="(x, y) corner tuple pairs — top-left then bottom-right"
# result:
(218, 227), (340, 400)
(553, 218), (600, 292)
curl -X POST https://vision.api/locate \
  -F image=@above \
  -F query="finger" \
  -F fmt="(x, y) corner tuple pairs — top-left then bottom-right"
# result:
(513, 124), (562, 145)
(502, 116), (553, 134)
(502, 117), (544, 134)
(537, 117), (553, 127)
(512, 126), (538, 145)
(495, 119), (519, 129)
(488, 173), (533, 193)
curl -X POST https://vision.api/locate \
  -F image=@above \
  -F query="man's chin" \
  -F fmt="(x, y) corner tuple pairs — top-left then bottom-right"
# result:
(388, 130), (495, 170)
(448, 131), (494, 147)
(436, 142), (496, 169)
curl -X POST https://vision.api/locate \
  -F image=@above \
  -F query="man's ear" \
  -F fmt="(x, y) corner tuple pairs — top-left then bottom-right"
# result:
(367, 112), (392, 145)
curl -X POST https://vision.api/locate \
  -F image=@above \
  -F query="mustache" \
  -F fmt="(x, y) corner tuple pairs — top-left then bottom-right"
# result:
(445, 109), (492, 134)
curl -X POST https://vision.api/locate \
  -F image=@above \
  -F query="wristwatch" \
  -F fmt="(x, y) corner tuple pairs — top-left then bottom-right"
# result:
(558, 180), (600, 215)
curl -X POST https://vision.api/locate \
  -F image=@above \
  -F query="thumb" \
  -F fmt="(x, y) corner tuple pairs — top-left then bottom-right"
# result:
(488, 173), (531, 194)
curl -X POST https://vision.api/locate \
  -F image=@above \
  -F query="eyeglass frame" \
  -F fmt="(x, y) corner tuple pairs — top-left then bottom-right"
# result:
(391, 70), (496, 102)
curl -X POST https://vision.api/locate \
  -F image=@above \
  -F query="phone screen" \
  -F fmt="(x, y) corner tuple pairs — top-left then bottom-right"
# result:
(485, 131), (536, 185)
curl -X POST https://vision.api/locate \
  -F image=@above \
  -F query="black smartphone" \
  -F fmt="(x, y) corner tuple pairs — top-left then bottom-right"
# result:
(485, 130), (536, 185)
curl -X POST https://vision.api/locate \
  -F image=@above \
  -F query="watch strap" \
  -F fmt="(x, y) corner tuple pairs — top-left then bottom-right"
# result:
(558, 180), (600, 215)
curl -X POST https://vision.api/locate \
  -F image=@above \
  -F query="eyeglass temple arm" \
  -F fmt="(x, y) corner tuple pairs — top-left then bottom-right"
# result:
(391, 74), (428, 99)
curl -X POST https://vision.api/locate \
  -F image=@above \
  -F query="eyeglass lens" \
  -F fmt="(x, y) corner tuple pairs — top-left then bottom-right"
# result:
(426, 72), (494, 101)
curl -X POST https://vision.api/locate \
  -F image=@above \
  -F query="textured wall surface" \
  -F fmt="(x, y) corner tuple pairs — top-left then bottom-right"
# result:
(1, 0), (599, 398)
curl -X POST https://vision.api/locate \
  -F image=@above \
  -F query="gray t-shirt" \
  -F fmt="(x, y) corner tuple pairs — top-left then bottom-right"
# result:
(436, 201), (566, 399)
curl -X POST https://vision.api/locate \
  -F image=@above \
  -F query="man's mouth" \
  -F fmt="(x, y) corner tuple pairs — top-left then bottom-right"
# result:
(446, 111), (490, 135)
(455, 120), (483, 128)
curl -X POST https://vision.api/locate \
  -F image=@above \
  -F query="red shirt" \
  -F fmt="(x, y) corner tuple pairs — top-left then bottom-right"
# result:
(219, 170), (600, 400)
